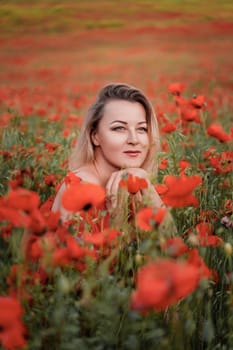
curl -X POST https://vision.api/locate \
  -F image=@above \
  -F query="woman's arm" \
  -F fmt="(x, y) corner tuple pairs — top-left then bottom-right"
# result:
(51, 182), (71, 222)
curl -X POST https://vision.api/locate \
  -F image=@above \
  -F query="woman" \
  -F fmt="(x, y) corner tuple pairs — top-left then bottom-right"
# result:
(52, 83), (165, 223)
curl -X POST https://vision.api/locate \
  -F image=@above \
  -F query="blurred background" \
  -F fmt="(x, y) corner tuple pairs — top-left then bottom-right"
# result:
(0, 0), (233, 115)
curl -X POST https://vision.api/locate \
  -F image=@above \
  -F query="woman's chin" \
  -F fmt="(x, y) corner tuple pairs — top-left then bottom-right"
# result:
(120, 161), (143, 169)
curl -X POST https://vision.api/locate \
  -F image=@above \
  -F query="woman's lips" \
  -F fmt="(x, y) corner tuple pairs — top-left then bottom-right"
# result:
(124, 151), (141, 157)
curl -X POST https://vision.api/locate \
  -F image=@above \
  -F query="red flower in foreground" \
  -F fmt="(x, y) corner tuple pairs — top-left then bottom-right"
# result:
(155, 174), (202, 208)
(119, 174), (148, 194)
(0, 188), (43, 229)
(64, 172), (81, 186)
(207, 124), (231, 143)
(62, 182), (106, 212)
(0, 296), (27, 350)
(136, 207), (167, 231)
(3, 188), (40, 212)
(131, 259), (200, 312)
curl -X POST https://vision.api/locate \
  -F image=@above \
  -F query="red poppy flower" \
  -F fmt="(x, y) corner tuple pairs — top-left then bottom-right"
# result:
(0, 205), (31, 228)
(207, 124), (231, 143)
(62, 182), (106, 212)
(174, 95), (186, 107)
(180, 105), (201, 123)
(82, 229), (121, 248)
(190, 95), (205, 109)
(179, 159), (191, 173)
(168, 82), (186, 96)
(44, 142), (60, 152)
(187, 249), (212, 279)
(0, 296), (27, 350)
(136, 207), (167, 231)
(44, 174), (57, 186)
(64, 172), (81, 186)
(119, 174), (148, 194)
(162, 237), (189, 257)
(223, 199), (233, 216)
(208, 151), (233, 174)
(131, 259), (200, 312)
(158, 158), (168, 170)
(4, 188), (40, 212)
(28, 209), (46, 233)
(195, 222), (223, 247)
(160, 122), (177, 134)
(0, 150), (13, 160)
(43, 211), (61, 231)
(155, 174), (202, 208)
(7, 264), (48, 303)
(51, 235), (97, 270)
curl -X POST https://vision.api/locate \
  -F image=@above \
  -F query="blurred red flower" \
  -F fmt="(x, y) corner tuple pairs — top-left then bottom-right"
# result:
(0, 188), (44, 229)
(44, 174), (57, 186)
(161, 237), (189, 257)
(0, 296), (27, 350)
(44, 142), (60, 152)
(131, 259), (200, 312)
(62, 182), (106, 212)
(207, 124), (231, 142)
(179, 159), (191, 173)
(195, 222), (223, 247)
(119, 174), (148, 194)
(136, 207), (167, 231)
(187, 249), (213, 280)
(51, 234), (97, 271)
(168, 82), (186, 96)
(208, 151), (233, 174)
(82, 228), (121, 248)
(64, 172), (81, 186)
(180, 105), (201, 123)
(158, 158), (168, 170)
(190, 95), (206, 109)
(3, 188), (40, 212)
(160, 122), (177, 134)
(155, 174), (202, 208)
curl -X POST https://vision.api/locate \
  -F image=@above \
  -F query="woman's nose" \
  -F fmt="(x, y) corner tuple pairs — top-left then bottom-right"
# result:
(127, 130), (139, 144)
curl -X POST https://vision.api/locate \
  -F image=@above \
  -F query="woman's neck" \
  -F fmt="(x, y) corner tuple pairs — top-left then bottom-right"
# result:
(92, 156), (119, 187)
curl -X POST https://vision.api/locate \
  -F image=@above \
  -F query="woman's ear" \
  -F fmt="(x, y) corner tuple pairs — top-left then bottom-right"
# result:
(91, 131), (100, 146)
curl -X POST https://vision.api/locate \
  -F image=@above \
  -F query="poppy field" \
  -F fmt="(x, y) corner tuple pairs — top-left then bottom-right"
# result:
(0, 1), (233, 349)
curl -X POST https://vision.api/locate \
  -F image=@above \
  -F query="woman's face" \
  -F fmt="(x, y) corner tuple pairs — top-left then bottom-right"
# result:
(92, 99), (150, 170)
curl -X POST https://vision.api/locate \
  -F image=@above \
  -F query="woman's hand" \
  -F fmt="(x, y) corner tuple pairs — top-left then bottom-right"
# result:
(106, 168), (163, 209)
(106, 168), (177, 234)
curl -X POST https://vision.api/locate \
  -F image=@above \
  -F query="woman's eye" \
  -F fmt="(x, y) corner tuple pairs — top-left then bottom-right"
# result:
(138, 127), (148, 132)
(111, 126), (125, 131)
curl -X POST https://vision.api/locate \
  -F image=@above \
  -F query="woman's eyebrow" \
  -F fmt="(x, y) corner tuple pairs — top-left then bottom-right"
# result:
(110, 120), (127, 125)
(110, 121), (147, 125)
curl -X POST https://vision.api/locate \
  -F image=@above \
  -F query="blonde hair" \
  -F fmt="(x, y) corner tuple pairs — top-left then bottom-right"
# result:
(69, 83), (160, 175)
